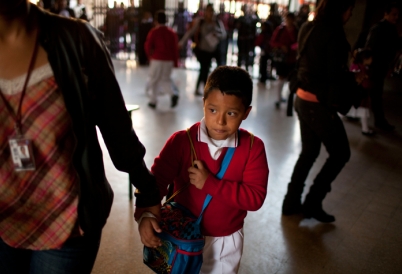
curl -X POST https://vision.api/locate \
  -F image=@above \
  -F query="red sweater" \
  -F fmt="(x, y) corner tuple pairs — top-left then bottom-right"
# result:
(270, 25), (298, 63)
(145, 25), (179, 67)
(151, 123), (269, 237)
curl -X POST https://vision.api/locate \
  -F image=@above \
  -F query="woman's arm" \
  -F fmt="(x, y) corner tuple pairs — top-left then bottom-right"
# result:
(178, 17), (201, 47)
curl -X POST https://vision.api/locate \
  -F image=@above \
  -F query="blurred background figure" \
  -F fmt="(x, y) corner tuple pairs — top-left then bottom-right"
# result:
(179, 4), (226, 95)
(346, 48), (375, 136)
(74, 0), (86, 19)
(105, 1), (125, 56)
(267, 3), (283, 32)
(256, 18), (274, 83)
(216, 3), (235, 66)
(124, 0), (140, 53)
(236, 4), (259, 72)
(172, 1), (192, 68)
(263, 3), (283, 80)
(269, 12), (298, 108)
(51, 0), (75, 18)
(295, 4), (311, 29)
(365, 2), (401, 131)
(137, 11), (154, 66)
(145, 10), (179, 109)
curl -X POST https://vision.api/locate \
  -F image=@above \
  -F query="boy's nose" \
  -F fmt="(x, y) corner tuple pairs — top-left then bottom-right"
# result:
(217, 113), (226, 125)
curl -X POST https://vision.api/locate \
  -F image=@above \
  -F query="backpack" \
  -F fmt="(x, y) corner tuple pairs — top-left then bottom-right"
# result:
(143, 128), (241, 274)
(143, 195), (212, 274)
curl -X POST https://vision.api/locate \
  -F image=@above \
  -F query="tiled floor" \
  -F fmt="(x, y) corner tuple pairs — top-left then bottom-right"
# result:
(91, 58), (402, 274)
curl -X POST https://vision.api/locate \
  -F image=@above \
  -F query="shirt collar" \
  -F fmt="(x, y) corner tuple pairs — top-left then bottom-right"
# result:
(198, 118), (238, 148)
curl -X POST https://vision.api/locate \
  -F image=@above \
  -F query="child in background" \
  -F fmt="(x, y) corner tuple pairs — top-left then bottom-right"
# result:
(136, 66), (269, 273)
(144, 10), (179, 109)
(346, 48), (375, 136)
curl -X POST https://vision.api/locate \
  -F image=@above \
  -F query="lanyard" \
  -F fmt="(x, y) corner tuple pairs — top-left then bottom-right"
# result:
(0, 34), (40, 136)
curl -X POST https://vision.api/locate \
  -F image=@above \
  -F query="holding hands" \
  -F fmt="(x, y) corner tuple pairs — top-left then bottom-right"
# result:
(188, 160), (210, 189)
(137, 205), (163, 248)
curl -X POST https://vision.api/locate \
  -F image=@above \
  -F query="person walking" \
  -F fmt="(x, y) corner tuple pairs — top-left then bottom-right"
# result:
(281, 0), (365, 223)
(269, 12), (298, 108)
(145, 10), (180, 109)
(365, 2), (401, 131)
(137, 66), (268, 274)
(179, 4), (226, 95)
(0, 2), (160, 273)
(236, 4), (259, 72)
(172, 1), (192, 68)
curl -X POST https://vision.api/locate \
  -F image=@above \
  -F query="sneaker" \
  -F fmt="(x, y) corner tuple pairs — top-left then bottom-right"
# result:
(148, 102), (156, 109)
(171, 95), (179, 108)
(275, 101), (280, 109)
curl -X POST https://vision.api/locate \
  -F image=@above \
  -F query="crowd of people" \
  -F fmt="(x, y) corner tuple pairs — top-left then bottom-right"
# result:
(0, 0), (401, 274)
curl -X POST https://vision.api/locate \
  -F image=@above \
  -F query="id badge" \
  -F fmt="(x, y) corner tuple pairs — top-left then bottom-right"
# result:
(8, 137), (36, 172)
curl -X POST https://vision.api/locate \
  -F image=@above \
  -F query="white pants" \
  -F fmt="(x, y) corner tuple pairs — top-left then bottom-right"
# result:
(200, 228), (244, 274)
(146, 60), (178, 104)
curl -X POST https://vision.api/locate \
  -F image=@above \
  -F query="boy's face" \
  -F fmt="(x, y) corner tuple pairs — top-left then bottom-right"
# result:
(203, 89), (251, 140)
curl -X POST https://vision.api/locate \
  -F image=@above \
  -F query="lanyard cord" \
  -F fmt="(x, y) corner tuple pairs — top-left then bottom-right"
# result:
(0, 32), (40, 136)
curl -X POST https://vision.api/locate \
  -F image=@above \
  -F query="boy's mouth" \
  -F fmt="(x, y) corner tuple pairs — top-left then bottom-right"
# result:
(213, 129), (226, 134)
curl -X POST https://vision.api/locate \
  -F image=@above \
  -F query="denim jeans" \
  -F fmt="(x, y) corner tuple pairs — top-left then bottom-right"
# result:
(288, 97), (351, 199)
(0, 233), (101, 274)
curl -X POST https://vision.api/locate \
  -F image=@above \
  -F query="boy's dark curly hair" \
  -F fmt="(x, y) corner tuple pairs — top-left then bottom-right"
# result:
(204, 66), (253, 109)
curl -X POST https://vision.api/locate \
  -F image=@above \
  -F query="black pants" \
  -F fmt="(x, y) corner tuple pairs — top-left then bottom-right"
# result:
(288, 97), (351, 200)
(196, 49), (214, 91)
(237, 38), (254, 70)
(259, 52), (272, 82)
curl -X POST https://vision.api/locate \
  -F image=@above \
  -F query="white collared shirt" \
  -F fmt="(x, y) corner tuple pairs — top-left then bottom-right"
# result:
(198, 118), (238, 160)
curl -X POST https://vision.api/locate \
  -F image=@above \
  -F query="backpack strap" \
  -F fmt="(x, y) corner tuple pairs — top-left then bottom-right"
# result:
(166, 128), (253, 203)
(164, 128), (197, 204)
(196, 194), (213, 225)
(216, 147), (235, 179)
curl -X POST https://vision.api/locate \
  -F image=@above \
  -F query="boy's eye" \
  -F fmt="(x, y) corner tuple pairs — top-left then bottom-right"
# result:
(227, 112), (237, 116)
(209, 108), (216, 113)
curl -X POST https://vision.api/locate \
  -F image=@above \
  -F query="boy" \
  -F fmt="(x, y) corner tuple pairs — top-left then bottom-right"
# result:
(137, 66), (269, 273)
(144, 10), (179, 109)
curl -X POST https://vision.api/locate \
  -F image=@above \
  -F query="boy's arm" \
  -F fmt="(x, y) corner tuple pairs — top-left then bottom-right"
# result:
(201, 137), (269, 211)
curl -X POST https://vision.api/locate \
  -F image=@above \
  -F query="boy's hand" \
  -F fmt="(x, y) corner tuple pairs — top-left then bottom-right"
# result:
(138, 217), (162, 248)
(188, 160), (210, 189)
(136, 204), (162, 248)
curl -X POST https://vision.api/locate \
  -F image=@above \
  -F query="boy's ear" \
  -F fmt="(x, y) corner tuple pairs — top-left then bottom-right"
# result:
(242, 106), (252, 120)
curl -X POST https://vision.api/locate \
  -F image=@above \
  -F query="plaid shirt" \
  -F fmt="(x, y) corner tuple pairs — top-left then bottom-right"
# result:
(0, 64), (79, 250)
